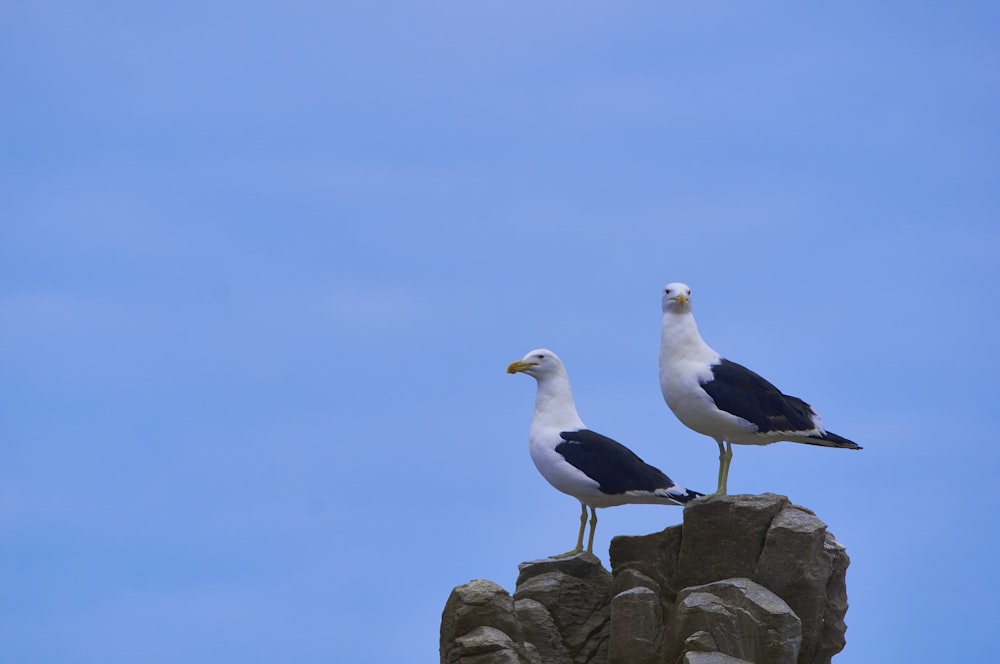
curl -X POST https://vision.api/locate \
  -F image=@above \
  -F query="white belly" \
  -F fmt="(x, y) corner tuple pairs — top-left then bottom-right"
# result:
(528, 439), (600, 498)
(662, 369), (759, 443)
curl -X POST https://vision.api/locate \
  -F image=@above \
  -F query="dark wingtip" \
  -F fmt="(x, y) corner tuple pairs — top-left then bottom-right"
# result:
(678, 489), (705, 503)
(820, 430), (862, 450)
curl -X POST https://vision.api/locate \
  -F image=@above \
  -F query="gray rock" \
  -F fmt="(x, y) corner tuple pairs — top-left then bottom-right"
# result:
(522, 642), (543, 664)
(514, 598), (570, 664)
(754, 505), (832, 664)
(455, 649), (525, 664)
(609, 586), (660, 664)
(455, 626), (518, 655)
(815, 534), (850, 664)
(443, 495), (851, 664)
(441, 580), (530, 664)
(514, 553), (612, 664)
(675, 493), (790, 590)
(665, 578), (802, 664)
(609, 520), (683, 629)
(610, 522), (683, 602)
(683, 630), (718, 652)
(441, 580), (524, 645)
(682, 652), (755, 664)
(611, 567), (661, 597)
(451, 626), (526, 664)
(609, 494), (849, 664)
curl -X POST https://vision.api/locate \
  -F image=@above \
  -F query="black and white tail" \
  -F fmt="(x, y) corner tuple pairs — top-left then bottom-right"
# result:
(797, 430), (862, 450)
(657, 485), (704, 504)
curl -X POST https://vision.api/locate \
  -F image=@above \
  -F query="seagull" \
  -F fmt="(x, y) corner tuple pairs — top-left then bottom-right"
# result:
(658, 283), (861, 495)
(507, 348), (701, 558)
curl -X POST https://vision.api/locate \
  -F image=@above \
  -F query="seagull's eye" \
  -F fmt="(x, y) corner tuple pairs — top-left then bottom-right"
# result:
(536, 354), (544, 359)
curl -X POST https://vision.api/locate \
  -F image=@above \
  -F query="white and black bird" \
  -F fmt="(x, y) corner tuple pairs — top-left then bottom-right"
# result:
(507, 348), (701, 558)
(659, 283), (861, 495)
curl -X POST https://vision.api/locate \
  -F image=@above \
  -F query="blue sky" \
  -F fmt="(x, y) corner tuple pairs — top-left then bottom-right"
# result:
(2, 2), (998, 662)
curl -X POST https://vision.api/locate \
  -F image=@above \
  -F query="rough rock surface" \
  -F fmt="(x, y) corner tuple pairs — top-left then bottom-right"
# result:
(441, 555), (612, 664)
(513, 554), (613, 664)
(609, 586), (660, 664)
(665, 578), (801, 664)
(441, 494), (850, 664)
(612, 493), (849, 664)
(440, 580), (532, 664)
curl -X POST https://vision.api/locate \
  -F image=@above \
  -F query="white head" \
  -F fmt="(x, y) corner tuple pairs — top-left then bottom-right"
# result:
(662, 282), (692, 314)
(506, 348), (565, 379)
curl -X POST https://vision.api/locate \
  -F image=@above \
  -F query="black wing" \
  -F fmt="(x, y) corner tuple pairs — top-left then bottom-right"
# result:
(701, 358), (818, 433)
(556, 429), (674, 495)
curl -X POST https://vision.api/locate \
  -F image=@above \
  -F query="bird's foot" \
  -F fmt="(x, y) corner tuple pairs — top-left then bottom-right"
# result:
(550, 547), (584, 559)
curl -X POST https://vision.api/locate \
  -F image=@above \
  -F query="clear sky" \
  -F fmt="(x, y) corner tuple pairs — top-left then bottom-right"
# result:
(2, 2), (998, 663)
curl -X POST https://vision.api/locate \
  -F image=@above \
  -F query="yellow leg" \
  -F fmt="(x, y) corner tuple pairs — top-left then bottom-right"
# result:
(585, 506), (598, 554)
(552, 504), (587, 558)
(715, 440), (733, 495)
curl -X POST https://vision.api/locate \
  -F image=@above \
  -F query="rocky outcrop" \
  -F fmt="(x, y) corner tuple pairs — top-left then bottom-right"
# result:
(441, 494), (850, 664)
(514, 554), (614, 664)
(611, 493), (849, 664)
(440, 580), (531, 664)
(440, 555), (613, 664)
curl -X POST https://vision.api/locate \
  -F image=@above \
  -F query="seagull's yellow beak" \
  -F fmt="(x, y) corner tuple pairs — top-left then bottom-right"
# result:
(671, 293), (689, 307)
(506, 360), (538, 374)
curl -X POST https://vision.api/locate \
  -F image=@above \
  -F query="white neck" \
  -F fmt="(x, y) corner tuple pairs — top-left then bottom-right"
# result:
(660, 310), (719, 365)
(531, 369), (585, 432)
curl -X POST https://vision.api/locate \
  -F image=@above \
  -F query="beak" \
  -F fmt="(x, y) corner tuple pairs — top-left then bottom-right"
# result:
(507, 360), (538, 374)
(671, 293), (689, 307)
